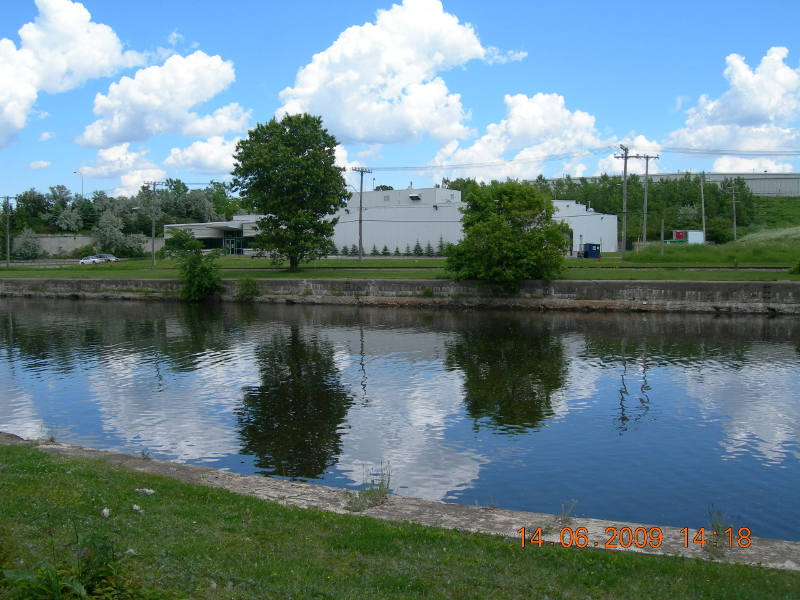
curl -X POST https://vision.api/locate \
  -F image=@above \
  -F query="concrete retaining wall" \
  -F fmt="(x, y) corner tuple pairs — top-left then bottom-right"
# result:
(1, 277), (799, 314)
(11, 234), (165, 256)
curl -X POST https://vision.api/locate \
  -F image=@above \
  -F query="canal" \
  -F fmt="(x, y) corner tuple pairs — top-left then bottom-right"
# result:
(1, 297), (798, 540)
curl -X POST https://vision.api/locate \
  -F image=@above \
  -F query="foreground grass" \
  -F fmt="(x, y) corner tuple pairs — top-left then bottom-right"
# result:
(1, 444), (798, 599)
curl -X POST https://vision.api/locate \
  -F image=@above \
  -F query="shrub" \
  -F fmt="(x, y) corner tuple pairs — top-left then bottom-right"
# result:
(165, 228), (224, 301)
(12, 228), (41, 260)
(235, 276), (261, 301)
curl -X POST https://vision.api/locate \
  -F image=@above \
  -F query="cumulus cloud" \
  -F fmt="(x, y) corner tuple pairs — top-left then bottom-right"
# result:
(712, 156), (793, 173)
(80, 143), (154, 178)
(77, 51), (250, 147)
(164, 136), (240, 173)
(38, 131), (54, 141)
(79, 143), (166, 195)
(277, 0), (523, 145)
(333, 145), (364, 188)
(0, 0), (145, 147)
(667, 47), (800, 159)
(433, 93), (613, 180)
(25, 160), (50, 169)
(115, 167), (167, 197)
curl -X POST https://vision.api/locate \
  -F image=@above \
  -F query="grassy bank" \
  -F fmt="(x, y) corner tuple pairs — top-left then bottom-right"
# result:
(2, 443), (798, 599)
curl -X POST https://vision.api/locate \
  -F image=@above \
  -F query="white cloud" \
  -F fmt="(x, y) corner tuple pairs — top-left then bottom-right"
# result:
(334, 145), (363, 188)
(80, 142), (165, 195)
(277, 0), (522, 145)
(164, 136), (240, 173)
(0, 0), (145, 147)
(115, 167), (167, 197)
(484, 46), (527, 65)
(38, 131), (54, 141)
(77, 51), (250, 147)
(595, 135), (663, 175)
(712, 156), (793, 173)
(167, 29), (183, 47)
(434, 93), (613, 180)
(667, 47), (800, 157)
(25, 160), (50, 169)
(80, 143), (154, 178)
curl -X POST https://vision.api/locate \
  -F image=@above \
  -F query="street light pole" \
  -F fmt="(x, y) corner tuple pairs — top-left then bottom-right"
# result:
(73, 170), (84, 199)
(144, 181), (165, 266)
(4, 196), (10, 268)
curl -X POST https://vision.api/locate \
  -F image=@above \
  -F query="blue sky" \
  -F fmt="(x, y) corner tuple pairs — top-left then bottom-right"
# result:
(2, 0), (800, 198)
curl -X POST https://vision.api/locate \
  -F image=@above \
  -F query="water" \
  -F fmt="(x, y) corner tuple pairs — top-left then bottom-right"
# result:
(1, 297), (799, 540)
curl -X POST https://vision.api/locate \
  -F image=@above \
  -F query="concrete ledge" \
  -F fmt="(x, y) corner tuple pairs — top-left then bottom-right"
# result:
(1, 278), (800, 314)
(3, 434), (797, 572)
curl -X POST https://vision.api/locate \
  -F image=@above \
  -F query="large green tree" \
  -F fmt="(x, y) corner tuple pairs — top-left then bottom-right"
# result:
(231, 113), (348, 270)
(445, 180), (570, 287)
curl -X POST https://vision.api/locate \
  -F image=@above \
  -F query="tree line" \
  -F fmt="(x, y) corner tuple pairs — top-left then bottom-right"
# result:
(2, 179), (240, 259)
(443, 173), (757, 244)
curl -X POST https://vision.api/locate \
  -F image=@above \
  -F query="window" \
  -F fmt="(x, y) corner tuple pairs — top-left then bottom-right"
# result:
(384, 195), (390, 202)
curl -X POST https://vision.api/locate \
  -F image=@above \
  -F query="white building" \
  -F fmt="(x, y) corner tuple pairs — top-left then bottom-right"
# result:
(552, 200), (618, 254)
(333, 187), (464, 254)
(167, 188), (618, 255)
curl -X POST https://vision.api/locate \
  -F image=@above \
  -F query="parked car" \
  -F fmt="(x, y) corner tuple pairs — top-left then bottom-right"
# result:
(78, 255), (103, 265)
(97, 254), (120, 262)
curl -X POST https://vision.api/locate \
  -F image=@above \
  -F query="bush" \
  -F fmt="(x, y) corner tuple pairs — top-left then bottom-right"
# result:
(165, 228), (225, 301)
(12, 228), (41, 260)
(790, 261), (800, 275)
(235, 276), (261, 301)
(70, 244), (97, 259)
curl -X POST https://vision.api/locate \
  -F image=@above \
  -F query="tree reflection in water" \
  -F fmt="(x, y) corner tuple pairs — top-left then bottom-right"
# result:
(237, 326), (354, 479)
(445, 318), (568, 434)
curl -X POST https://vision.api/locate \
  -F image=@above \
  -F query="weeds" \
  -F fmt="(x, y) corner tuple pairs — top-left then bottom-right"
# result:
(706, 503), (739, 560)
(344, 463), (391, 512)
(419, 287), (434, 298)
(557, 499), (578, 526)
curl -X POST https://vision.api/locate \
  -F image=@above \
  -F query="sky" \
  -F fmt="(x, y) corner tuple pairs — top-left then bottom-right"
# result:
(2, 0), (800, 199)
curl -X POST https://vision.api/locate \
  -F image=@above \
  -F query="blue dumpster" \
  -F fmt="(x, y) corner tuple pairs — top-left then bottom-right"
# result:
(583, 243), (601, 259)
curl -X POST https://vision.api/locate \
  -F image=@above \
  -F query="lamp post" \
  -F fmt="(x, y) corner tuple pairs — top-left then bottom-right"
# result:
(73, 170), (84, 199)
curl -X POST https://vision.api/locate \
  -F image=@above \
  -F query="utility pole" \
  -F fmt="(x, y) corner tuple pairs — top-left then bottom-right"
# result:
(144, 181), (165, 266)
(615, 145), (629, 258)
(3, 197), (11, 268)
(352, 167), (372, 262)
(723, 183), (739, 241)
(615, 146), (658, 256)
(641, 154), (658, 244)
(700, 172), (707, 243)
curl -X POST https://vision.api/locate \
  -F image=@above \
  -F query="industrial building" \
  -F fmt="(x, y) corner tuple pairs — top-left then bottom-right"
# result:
(167, 187), (618, 255)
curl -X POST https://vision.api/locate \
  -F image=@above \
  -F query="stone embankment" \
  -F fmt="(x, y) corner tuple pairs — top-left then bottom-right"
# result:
(0, 278), (800, 315)
(1, 277), (799, 314)
(1, 432), (798, 571)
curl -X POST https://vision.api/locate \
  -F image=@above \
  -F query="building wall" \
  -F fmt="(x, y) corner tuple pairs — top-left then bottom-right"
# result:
(553, 200), (618, 253)
(333, 188), (464, 253)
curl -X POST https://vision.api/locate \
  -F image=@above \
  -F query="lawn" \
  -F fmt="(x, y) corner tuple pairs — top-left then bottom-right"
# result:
(1, 443), (798, 600)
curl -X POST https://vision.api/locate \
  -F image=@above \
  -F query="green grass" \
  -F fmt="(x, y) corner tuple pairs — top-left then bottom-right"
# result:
(1, 443), (798, 599)
(623, 226), (800, 265)
(562, 269), (800, 281)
